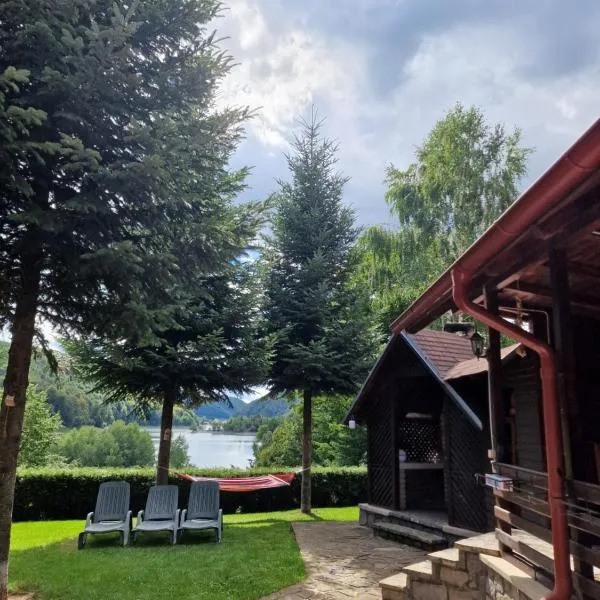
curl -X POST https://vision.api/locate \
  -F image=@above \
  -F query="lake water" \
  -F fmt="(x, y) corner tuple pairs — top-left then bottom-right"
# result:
(144, 427), (256, 468)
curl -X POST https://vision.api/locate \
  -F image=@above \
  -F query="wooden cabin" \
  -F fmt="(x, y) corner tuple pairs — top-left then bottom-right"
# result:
(347, 329), (490, 535)
(385, 120), (600, 600)
(349, 330), (548, 537)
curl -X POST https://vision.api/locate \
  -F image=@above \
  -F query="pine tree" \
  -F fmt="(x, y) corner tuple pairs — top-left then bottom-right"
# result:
(67, 261), (270, 484)
(0, 1), (250, 595)
(18, 387), (62, 467)
(264, 112), (375, 513)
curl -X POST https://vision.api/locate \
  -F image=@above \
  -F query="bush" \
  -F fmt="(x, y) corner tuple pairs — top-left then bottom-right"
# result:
(169, 435), (190, 469)
(14, 466), (367, 521)
(19, 387), (62, 467)
(58, 421), (155, 467)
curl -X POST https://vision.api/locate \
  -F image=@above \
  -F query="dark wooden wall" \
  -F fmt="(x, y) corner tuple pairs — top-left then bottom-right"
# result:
(571, 315), (600, 483)
(366, 394), (394, 508)
(444, 377), (491, 532)
(503, 354), (546, 472)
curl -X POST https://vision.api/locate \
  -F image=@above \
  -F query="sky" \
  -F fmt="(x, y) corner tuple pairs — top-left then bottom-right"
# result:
(214, 0), (600, 227)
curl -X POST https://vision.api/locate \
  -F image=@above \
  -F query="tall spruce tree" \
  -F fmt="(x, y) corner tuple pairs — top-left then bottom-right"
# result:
(264, 113), (375, 513)
(68, 260), (271, 485)
(0, 1), (251, 595)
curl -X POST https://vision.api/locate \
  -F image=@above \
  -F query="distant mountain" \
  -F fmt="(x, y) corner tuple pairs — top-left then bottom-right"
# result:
(235, 395), (290, 417)
(194, 393), (290, 420)
(194, 396), (246, 420)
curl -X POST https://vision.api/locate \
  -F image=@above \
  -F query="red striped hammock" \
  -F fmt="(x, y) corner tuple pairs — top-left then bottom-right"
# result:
(176, 472), (295, 492)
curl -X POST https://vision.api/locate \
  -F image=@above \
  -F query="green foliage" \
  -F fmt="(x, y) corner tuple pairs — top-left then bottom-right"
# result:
(255, 396), (366, 467)
(14, 466), (367, 521)
(66, 266), (270, 409)
(66, 258), (271, 484)
(1, 340), (205, 429)
(18, 387), (62, 467)
(234, 395), (291, 418)
(354, 104), (532, 334)
(1, 0), (252, 337)
(222, 415), (281, 433)
(264, 112), (377, 396)
(169, 435), (190, 469)
(58, 421), (154, 468)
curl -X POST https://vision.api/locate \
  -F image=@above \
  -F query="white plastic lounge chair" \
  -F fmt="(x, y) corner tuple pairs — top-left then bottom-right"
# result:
(78, 481), (131, 549)
(179, 481), (223, 542)
(132, 485), (180, 545)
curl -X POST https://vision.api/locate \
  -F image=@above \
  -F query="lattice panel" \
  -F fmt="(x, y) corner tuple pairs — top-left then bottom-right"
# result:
(367, 395), (394, 508)
(445, 400), (489, 531)
(397, 419), (442, 463)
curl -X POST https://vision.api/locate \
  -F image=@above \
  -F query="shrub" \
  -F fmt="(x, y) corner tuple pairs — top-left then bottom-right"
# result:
(58, 421), (155, 467)
(169, 435), (190, 469)
(19, 387), (62, 467)
(14, 466), (367, 521)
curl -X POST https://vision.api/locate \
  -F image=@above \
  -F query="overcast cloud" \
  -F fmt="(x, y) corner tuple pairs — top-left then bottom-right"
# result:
(214, 0), (600, 226)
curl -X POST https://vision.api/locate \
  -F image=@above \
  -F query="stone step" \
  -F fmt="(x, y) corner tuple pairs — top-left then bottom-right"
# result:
(480, 554), (551, 600)
(454, 532), (500, 557)
(360, 504), (479, 540)
(373, 522), (447, 550)
(380, 572), (408, 600)
(402, 560), (436, 583)
(428, 547), (464, 569)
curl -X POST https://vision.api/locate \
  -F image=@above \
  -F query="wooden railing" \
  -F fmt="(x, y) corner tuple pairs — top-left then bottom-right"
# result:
(493, 463), (600, 599)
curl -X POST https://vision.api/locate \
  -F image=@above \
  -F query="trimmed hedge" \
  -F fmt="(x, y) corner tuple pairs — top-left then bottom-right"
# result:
(14, 466), (367, 521)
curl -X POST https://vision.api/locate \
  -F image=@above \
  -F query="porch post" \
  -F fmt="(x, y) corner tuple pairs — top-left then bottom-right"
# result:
(484, 285), (512, 554)
(391, 397), (400, 511)
(484, 285), (505, 466)
(549, 244), (593, 586)
(549, 243), (578, 479)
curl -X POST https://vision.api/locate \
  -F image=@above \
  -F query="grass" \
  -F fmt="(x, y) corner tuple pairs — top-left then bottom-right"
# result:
(9, 506), (358, 600)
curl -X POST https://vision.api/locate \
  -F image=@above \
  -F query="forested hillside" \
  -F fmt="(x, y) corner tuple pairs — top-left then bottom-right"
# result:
(0, 342), (289, 427)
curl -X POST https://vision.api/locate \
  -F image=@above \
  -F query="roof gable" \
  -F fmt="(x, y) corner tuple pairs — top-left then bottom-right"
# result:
(344, 329), (483, 430)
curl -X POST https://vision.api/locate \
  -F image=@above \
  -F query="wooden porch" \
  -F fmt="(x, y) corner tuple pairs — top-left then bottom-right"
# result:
(493, 463), (600, 598)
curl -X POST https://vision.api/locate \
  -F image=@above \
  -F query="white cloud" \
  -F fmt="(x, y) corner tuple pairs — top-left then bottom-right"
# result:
(218, 2), (368, 151)
(215, 0), (600, 226)
(382, 22), (600, 180)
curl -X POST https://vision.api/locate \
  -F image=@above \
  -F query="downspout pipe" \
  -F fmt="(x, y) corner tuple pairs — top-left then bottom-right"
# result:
(452, 267), (571, 600)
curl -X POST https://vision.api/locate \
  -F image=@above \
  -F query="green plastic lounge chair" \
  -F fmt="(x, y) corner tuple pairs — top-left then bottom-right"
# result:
(179, 481), (223, 542)
(132, 485), (180, 545)
(78, 481), (131, 549)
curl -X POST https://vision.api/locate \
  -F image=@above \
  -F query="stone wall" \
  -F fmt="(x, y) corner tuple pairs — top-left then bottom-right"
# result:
(485, 569), (520, 600)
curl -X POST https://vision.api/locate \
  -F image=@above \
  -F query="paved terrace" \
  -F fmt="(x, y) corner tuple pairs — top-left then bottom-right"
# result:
(263, 521), (427, 599)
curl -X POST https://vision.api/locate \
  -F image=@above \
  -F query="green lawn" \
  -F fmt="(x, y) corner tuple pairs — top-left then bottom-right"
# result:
(9, 507), (358, 600)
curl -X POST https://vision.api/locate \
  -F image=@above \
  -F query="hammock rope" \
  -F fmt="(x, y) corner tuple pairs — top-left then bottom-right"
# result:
(176, 471), (297, 492)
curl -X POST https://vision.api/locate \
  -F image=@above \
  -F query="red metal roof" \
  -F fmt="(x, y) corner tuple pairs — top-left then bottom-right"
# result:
(410, 329), (474, 378)
(444, 344), (521, 380)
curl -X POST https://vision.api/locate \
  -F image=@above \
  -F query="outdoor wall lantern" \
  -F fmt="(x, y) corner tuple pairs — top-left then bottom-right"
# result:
(348, 416), (356, 430)
(469, 330), (486, 358)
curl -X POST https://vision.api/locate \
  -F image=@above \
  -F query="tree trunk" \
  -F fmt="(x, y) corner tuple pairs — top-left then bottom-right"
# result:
(156, 386), (176, 485)
(0, 262), (41, 600)
(300, 388), (312, 514)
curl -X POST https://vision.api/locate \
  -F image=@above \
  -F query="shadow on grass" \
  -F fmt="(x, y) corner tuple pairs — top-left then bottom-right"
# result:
(81, 530), (224, 549)
(230, 513), (325, 526)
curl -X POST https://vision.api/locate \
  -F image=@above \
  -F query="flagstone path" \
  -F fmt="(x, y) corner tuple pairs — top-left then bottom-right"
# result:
(262, 521), (427, 599)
